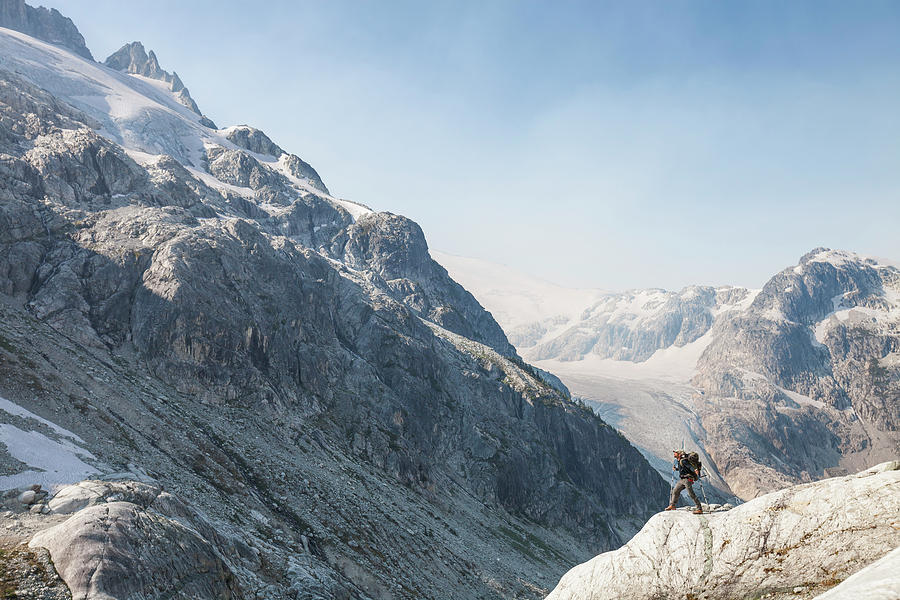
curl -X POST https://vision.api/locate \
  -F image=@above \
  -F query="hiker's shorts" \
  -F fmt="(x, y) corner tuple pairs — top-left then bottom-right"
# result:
(671, 477), (700, 507)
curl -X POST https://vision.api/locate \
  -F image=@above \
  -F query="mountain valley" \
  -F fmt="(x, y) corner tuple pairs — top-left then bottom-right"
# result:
(438, 249), (900, 501)
(0, 2), (898, 599)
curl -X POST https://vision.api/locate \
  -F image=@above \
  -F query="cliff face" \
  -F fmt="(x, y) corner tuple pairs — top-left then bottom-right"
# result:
(0, 0), (93, 60)
(0, 16), (668, 599)
(695, 249), (899, 426)
(692, 249), (900, 498)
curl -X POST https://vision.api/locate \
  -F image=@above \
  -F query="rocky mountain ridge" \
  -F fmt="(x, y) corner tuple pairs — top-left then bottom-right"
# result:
(692, 248), (900, 499)
(103, 41), (212, 126)
(0, 6), (668, 599)
(522, 285), (756, 363)
(0, 0), (91, 59)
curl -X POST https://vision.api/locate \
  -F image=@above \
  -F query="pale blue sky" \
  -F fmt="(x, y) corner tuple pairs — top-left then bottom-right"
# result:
(45, 1), (900, 289)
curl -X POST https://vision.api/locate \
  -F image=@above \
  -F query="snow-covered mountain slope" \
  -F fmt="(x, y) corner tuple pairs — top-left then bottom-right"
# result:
(439, 249), (900, 501)
(546, 461), (900, 600)
(437, 251), (756, 369)
(526, 286), (756, 364)
(0, 26), (338, 205)
(434, 251), (757, 365)
(104, 40), (209, 122)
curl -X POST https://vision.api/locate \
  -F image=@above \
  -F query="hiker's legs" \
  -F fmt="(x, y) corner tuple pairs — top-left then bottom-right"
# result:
(670, 480), (686, 506)
(684, 479), (701, 508)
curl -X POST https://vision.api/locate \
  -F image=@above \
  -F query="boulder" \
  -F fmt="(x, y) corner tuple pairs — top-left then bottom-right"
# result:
(30, 500), (242, 599)
(47, 480), (107, 514)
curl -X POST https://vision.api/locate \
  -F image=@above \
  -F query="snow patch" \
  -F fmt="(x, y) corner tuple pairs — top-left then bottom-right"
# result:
(0, 396), (85, 443)
(333, 198), (373, 221)
(709, 288), (760, 317)
(0, 396), (98, 491)
(777, 386), (827, 410)
(813, 319), (832, 345)
(806, 248), (863, 268)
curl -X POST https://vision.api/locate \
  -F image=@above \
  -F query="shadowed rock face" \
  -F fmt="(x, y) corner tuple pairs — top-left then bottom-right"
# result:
(343, 212), (517, 356)
(0, 25), (668, 599)
(0, 0), (92, 60)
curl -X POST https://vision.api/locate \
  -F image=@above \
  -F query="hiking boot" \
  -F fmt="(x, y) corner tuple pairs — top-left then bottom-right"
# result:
(692, 508), (703, 514)
(664, 505), (677, 511)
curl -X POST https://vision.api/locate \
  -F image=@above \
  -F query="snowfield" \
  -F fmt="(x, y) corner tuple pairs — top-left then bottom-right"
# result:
(0, 396), (99, 491)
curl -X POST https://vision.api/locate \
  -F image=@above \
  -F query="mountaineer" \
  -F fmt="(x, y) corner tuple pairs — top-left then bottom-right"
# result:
(665, 449), (703, 514)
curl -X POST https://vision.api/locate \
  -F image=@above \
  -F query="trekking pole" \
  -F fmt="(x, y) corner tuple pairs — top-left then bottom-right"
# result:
(698, 476), (710, 509)
(669, 466), (676, 503)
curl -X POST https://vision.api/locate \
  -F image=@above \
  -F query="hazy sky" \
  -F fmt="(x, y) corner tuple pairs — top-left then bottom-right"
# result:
(43, 1), (900, 290)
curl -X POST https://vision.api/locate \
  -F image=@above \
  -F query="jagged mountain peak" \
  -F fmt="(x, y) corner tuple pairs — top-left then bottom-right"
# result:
(795, 247), (898, 272)
(221, 124), (331, 194)
(749, 248), (897, 324)
(0, 0), (92, 60)
(105, 41), (158, 77)
(799, 246), (861, 266)
(0, 26), (335, 197)
(223, 124), (284, 157)
(104, 40), (208, 121)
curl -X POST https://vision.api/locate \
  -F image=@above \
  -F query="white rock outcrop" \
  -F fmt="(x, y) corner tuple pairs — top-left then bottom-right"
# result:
(547, 462), (900, 600)
(812, 545), (900, 600)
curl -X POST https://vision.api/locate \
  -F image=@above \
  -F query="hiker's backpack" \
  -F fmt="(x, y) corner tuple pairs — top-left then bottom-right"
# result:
(685, 451), (702, 476)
